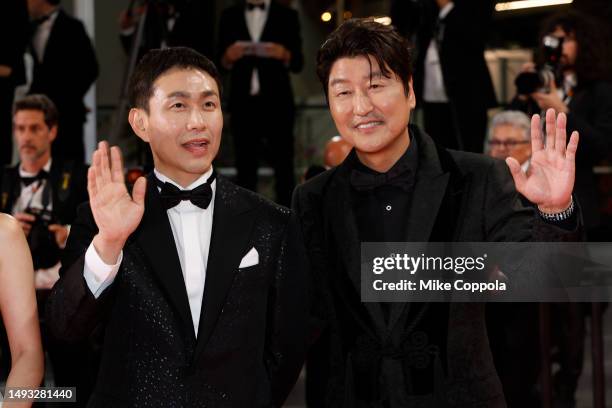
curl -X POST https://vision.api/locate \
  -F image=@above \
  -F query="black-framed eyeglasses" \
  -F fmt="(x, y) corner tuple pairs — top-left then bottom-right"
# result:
(487, 140), (530, 148)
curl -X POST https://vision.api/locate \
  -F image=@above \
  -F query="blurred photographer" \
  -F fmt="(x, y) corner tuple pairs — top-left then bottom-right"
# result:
(0, 94), (94, 402)
(0, 95), (87, 285)
(512, 10), (612, 235)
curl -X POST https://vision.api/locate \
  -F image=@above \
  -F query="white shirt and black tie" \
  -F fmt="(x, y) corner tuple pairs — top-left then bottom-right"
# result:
(244, 0), (271, 95)
(83, 167), (216, 335)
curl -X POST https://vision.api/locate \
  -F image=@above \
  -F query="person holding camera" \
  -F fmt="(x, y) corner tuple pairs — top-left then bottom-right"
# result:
(509, 11), (612, 408)
(1, 95), (88, 278)
(512, 10), (612, 235)
(0, 94), (94, 406)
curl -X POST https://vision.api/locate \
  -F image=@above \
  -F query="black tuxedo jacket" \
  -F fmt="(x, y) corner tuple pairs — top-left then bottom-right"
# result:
(0, 160), (88, 224)
(28, 9), (98, 123)
(391, 0), (497, 112)
(46, 175), (308, 407)
(292, 126), (579, 407)
(217, 1), (303, 112)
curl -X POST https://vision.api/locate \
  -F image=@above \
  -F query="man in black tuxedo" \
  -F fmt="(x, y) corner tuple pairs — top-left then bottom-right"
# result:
(218, 0), (303, 206)
(0, 0), (29, 165)
(46, 47), (308, 407)
(27, 0), (98, 163)
(0, 94), (94, 404)
(293, 19), (580, 406)
(391, 0), (497, 152)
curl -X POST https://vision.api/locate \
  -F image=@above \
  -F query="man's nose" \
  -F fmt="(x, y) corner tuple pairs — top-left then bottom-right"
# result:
(353, 92), (374, 116)
(187, 108), (207, 131)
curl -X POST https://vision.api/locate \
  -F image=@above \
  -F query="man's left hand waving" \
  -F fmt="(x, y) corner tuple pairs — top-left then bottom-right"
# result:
(506, 108), (579, 214)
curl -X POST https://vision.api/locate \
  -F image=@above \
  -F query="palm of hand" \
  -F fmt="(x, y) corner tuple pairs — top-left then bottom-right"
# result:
(91, 180), (144, 241)
(521, 148), (574, 208)
(506, 109), (578, 212)
(88, 142), (147, 243)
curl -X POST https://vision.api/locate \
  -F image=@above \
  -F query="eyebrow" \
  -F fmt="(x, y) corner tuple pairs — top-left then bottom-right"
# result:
(329, 71), (386, 87)
(166, 90), (218, 99)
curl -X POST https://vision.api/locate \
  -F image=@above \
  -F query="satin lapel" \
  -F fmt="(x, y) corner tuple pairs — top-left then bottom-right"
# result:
(387, 128), (451, 331)
(134, 174), (194, 338)
(259, 1), (277, 41)
(236, 6), (253, 41)
(329, 163), (387, 336)
(193, 176), (258, 359)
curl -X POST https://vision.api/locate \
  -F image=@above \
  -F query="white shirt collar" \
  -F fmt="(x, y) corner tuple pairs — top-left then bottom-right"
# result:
(154, 166), (215, 191)
(439, 2), (454, 19)
(19, 158), (52, 178)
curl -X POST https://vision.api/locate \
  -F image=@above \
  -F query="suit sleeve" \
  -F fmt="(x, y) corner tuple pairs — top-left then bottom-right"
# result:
(265, 213), (310, 407)
(46, 202), (114, 343)
(483, 159), (581, 242)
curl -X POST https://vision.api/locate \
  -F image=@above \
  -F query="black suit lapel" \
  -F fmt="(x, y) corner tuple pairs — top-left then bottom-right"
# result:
(134, 174), (195, 339)
(40, 9), (65, 63)
(259, 1), (278, 41)
(235, 6), (252, 41)
(387, 127), (457, 331)
(329, 163), (387, 336)
(193, 176), (258, 359)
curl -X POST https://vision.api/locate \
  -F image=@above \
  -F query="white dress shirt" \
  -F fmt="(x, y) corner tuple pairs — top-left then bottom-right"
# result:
(32, 9), (60, 62)
(13, 159), (53, 214)
(423, 2), (454, 103)
(245, 0), (271, 95)
(83, 167), (216, 336)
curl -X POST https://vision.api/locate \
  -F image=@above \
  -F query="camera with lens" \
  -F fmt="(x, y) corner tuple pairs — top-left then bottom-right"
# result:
(515, 35), (564, 95)
(24, 207), (60, 270)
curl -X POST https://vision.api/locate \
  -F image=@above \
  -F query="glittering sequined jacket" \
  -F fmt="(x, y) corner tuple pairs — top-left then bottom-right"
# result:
(46, 174), (309, 407)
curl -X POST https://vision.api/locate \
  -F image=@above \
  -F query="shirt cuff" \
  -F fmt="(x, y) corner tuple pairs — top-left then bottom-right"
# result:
(83, 243), (123, 298)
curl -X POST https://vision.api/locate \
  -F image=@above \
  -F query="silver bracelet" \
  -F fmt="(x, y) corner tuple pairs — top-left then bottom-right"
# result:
(538, 197), (575, 222)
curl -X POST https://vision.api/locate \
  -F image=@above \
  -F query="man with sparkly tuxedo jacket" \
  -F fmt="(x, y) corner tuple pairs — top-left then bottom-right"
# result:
(47, 48), (308, 408)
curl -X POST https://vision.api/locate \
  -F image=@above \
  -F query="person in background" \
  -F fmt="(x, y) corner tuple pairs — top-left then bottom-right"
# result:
(0, 94), (93, 406)
(390, 0), (497, 152)
(486, 110), (532, 170)
(26, 0), (98, 163)
(218, 0), (304, 206)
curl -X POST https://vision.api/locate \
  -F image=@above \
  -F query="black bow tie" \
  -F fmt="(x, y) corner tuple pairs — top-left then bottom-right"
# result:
(21, 170), (49, 187)
(247, 2), (266, 11)
(155, 170), (216, 210)
(350, 165), (413, 193)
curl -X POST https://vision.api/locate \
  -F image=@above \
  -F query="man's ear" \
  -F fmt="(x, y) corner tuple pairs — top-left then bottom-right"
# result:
(128, 108), (149, 142)
(49, 125), (58, 142)
(408, 78), (416, 109)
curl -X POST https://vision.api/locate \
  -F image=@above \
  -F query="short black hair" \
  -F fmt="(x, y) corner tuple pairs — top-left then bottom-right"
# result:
(316, 18), (414, 100)
(13, 94), (59, 129)
(128, 47), (222, 112)
(46, 0), (61, 5)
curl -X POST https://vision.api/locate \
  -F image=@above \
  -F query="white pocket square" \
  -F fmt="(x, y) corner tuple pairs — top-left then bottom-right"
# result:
(239, 247), (259, 268)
